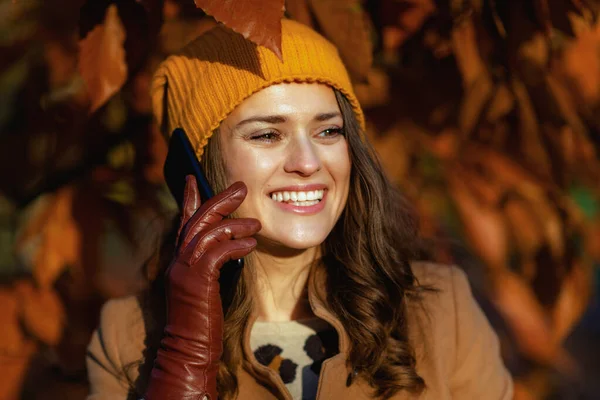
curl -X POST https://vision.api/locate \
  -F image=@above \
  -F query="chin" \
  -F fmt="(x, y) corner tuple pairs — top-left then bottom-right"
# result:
(257, 229), (328, 251)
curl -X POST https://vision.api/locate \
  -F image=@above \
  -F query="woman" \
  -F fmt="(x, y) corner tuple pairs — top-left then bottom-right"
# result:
(86, 19), (513, 400)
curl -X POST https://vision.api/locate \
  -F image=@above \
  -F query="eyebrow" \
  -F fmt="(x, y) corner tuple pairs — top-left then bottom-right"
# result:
(235, 112), (342, 127)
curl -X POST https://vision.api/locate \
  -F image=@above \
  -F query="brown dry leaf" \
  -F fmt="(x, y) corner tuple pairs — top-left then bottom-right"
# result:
(0, 285), (38, 400)
(517, 32), (549, 85)
(477, 149), (565, 259)
(16, 186), (81, 288)
(452, 17), (494, 135)
(145, 123), (169, 184)
(0, 286), (36, 356)
(285, 0), (312, 26)
(447, 168), (508, 270)
(552, 262), (592, 342)
(15, 281), (66, 346)
(490, 270), (563, 366)
(503, 196), (544, 273)
(372, 124), (412, 184)
(555, 13), (600, 106)
(380, 0), (436, 49)
(305, 0), (372, 82)
(159, 16), (219, 55)
(533, 0), (552, 36)
(545, 75), (588, 137)
(78, 4), (128, 114)
(485, 84), (514, 122)
(194, 0), (285, 59)
(353, 68), (390, 108)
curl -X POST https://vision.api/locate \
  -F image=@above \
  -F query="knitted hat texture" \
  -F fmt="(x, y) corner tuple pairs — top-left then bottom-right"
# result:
(151, 19), (364, 159)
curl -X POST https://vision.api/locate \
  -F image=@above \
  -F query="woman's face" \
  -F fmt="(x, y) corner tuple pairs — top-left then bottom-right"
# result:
(218, 83), (351, 251)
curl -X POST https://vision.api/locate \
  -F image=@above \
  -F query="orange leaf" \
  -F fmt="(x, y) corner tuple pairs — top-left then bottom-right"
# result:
(452, 17), (494, 135)
(305, 0), (373, 82)
(0, 285), (37, 400)
(15, 281), (65, 346)
(194, 0), (285, 60)
(16, 186), (81, 288)
(380, 0), (435, 50)
(285, 0), (312, 26)
(556, 14), (600, 106)
(503, 196), (544, 265)
(78, 4), (128, 113)
(490, 271), (560, 365)
(447, 168), (508, 270)
(552, 262), (592, 342)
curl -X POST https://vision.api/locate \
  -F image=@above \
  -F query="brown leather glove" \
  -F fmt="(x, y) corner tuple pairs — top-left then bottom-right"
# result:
(145, 176), (261, 400)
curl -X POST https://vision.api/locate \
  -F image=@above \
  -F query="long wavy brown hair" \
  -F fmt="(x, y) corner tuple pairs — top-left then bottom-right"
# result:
(135, 89), (428, 400)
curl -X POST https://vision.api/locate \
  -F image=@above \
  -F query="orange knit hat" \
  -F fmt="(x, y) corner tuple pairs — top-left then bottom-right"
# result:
(151, 18), (364, 159)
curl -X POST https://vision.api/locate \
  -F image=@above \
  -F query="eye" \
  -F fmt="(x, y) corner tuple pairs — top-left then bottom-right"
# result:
(318, 127), (345, 138)
(249, 131), (280, 142)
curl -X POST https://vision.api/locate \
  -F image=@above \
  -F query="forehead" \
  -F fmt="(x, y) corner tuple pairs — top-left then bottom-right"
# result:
(224, 82), (340, 123)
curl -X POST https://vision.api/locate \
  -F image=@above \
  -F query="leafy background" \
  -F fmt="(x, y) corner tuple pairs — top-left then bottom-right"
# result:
(0, 0), (599, 399)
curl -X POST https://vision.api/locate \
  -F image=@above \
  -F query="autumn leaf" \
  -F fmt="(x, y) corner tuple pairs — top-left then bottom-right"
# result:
(447, 167), (509, 270)
(452, 17), (493, 135)
(554, 13), (600, 106)
(552, 261), (593, 342)
(15, 280), (66, 346)
(289, 0), (373, 82)
(0, 285), (38, 400)
(138, 0), (165, 40)
(380, 0), (436, 50)
(194, 0), (285, 60)
(490, 270), (577, 374)
(78, 4), (128, 114)
(15, 186), (81, 288)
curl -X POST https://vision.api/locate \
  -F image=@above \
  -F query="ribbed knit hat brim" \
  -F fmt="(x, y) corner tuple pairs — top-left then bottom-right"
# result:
(151, 19), (364, 159)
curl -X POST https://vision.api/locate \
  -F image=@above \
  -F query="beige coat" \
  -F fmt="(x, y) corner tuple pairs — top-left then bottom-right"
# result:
(86, 262), (513, 399)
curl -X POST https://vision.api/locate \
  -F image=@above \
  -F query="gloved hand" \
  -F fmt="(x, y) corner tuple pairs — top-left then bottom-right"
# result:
(145, 176), (261, 400)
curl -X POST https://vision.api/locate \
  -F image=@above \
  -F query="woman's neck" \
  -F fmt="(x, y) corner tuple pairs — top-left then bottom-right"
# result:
(250, 245), (319, 322)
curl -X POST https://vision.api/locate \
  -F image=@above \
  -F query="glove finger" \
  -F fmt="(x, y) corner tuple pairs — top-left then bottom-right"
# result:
(180, 181), (247, 251)
(189, 218), (261, 261)
(197, 237), (258, 275)
(176, 175), (202, 245)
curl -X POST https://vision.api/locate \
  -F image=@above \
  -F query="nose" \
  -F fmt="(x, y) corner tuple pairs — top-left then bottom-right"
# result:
(283, 134), (322, 177)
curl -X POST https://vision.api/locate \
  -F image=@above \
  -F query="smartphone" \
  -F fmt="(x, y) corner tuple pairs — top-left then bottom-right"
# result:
(164, 127), (244, 316)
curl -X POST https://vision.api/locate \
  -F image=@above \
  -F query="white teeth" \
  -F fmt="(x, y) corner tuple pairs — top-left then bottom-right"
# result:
(290, 200), (319, 207)
(270, 189), (325, 203)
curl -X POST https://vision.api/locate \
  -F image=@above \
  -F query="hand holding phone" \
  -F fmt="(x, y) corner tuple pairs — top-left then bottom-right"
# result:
(163, 128), (248, 316)
(145, 178), (260, 400)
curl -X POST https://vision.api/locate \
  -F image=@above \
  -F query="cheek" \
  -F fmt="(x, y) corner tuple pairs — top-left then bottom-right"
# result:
(223, 145), (274, 185)
(328, 142), (351, 185)
(222, 146), (279, 217)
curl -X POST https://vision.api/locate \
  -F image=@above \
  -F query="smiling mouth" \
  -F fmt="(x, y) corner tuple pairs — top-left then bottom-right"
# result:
(269, 189), (325, 207)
